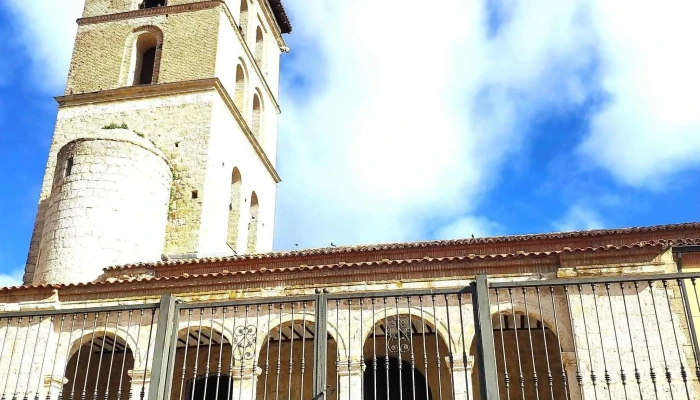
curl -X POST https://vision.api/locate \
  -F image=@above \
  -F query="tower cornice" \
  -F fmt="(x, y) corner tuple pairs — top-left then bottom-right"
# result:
(55, 78), (282, 183)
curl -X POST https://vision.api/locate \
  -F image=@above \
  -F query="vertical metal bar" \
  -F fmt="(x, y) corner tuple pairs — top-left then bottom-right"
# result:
(619, 283), (644, 398)
(442, 295), (455, 400)
(395, 297), (404, 400)
(430, 295), (444, 400)
(225, 306), (238, 400)
(148, 294), (177, 400)
(162, 304), (180, 400)
(603, 284), (628, 399)
(521, 288), (541, 400)
(25, 316), (44, 400)
(48, 315), (66, 400)
(189, 309), (204, 400)
(178, 310), (192, 400)
(202, 308), (215, 398)
(213, 307), (227, 400)
(473, 276), (499, 400)
(372, 298), (378, 400)
(590, 284), (612, 400)
(679, 278), (700, 383)
(288, 302), (295, 400)
(140, 309), (156, 400)
(335, 300), (341, 400)
(383, 298), (390, 400)
(70, 314), (86, 400)
(407, 296), (417, 400)
(239, 305), (251, 400)
(677, 255), (700, 382)
(347, 300), (352, 400)
(275, 303), (284, 400)
(648, 280), (674, 399)
(82, 314), (99, 400)
(633, 281), (660, 399)
(313, 290), (328, 400)
(301, 303), (308, 400)
(576, 285), (599, 400)
(92, 313), (110, 400)
(359, 299), (364, 400)
(263, 304), (272, 400)
(418, 298), (429, 400)
(661, 280), (691, 398)
(495, 289), (511, 400)
(534, 287), (554, 400)
(0, 318), (13, 400)
(562, 286), (582, 397)
(506, 289), (525, 400)
(116, 311), (133, 400)
(251, 305), (261, 400)
(104, 312), (122, 400)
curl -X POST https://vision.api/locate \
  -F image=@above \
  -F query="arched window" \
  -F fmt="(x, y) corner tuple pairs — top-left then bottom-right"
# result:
(227, 168), (242, 251)
(255, 27), (264, 67)
(131, 32), (160, 85)
(252, 91), (263, 142)
(239, 0), (249, 40)
(247, 191), (259, 253)
(234, 63), (246, 111)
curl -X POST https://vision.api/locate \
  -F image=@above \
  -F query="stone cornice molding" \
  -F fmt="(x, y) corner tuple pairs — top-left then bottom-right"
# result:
(55, 78), (281, 183)
(78, 1), (282, 113)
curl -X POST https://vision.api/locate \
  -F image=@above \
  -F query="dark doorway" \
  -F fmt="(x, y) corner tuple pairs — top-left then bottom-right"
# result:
(363, 357), (432, 400)
(139, 47), (156, 85)
(142, 0), (165, 8)
(185, 374), (233, 400)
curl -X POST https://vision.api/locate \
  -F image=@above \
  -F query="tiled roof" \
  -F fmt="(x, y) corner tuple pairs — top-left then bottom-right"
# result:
(3, 239), (696, 294)
(105, 222), (700, 271)
(268, 0), (291, 34)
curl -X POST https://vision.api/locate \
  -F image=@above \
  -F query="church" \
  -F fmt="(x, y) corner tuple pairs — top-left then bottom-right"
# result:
(1, 1), (700, 400)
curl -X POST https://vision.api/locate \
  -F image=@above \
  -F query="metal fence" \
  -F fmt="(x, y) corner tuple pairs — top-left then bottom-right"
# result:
(1, 273), (700, 400)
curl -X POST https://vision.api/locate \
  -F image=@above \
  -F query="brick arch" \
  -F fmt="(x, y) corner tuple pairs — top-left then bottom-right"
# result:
(246, 191), (259, 253)
(119, 25), (165, 86)
(234, 60), (248, 112)
(251, 89), (264, 143)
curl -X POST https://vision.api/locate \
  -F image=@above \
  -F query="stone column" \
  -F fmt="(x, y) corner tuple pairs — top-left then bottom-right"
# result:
(448, 355), (473, 400)
(562, 351), (582, 400)
(337, 360), (363, 400)
(128, 369), (151, 400)
(231, 365), (262, 400)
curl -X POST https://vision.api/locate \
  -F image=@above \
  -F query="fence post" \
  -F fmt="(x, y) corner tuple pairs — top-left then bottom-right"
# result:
(473, 275), (500, 400)
(147, 294), (178, 400)
(313, 289), (328, 400)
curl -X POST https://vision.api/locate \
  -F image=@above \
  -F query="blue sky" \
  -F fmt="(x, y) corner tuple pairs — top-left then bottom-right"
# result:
(0, 0), (699, 285)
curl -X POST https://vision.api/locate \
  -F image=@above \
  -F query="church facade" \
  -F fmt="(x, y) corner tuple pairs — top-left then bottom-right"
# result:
(2, 1), (700, 400)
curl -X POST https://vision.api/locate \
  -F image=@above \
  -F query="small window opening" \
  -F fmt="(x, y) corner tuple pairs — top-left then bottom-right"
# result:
(140, 0), (166, 9)
(131, 33), (159, 86)
(65, 157), (74, 178)
(191, 190), (198, 199)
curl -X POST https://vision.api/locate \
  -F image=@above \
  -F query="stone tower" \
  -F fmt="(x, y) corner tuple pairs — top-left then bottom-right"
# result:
(23, 0), (291, 285)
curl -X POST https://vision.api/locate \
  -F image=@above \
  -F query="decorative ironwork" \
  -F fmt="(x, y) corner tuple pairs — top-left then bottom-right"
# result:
(232, 324), (257, 361)
(385, 316), (411, 354)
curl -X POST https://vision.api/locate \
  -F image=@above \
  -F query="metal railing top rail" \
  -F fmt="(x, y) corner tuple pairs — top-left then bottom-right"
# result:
(0, 302), (159, 319)
(325, 285), (473, 300)
(489, 271), (700, 288)
(176, 294), (318, 310)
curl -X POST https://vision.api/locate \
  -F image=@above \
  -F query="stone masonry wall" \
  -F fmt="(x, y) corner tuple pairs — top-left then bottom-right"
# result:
(34, 131), (172, 285)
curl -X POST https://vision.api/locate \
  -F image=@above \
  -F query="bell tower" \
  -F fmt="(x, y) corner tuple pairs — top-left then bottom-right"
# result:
(24, 0), (291, 285)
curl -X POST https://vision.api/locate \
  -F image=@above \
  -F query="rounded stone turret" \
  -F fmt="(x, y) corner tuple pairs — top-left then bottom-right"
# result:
(34, 129), (172, 284)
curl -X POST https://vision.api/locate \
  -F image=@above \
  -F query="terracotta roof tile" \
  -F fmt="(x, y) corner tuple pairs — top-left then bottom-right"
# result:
(104, 223), (700, 271)
(4, 239), (695, 294)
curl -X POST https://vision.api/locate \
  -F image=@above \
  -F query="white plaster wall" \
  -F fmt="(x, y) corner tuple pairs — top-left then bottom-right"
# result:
(215, 10), (280, 163)
(198, 95), (277, 255)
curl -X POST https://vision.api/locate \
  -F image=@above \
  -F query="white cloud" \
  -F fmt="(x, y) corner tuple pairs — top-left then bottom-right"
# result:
(553, 204), (605, 232)
(275, 0), (598, 248)
(5, 0), (699, 253)
(3, 0), (83, 92)
(579, 0), (700, 187)
(0, 269), (24, 288)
